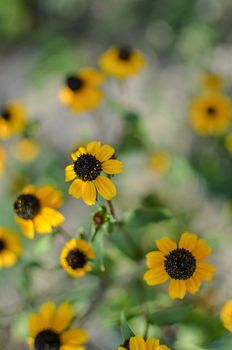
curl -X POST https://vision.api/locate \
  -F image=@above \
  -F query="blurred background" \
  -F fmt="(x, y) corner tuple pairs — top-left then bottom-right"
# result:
(1, 0), (232, 349)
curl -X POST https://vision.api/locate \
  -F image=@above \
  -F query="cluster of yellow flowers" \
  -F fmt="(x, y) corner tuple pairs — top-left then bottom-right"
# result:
(1, 46), (232, 350)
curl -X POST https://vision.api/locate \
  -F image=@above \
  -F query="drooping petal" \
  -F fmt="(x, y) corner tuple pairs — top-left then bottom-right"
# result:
(96, 144), (115, 162)
(195, 262), (215, 281)
(146, 338), (160, 350)
(61, 328), (88, 346)
(36, 185), (63, 208)
(16, 217), (34, 239)
(146, 251), (165, 269)
(129, 336), (147, 350)
(65, 164), (76, 182)
(33, 214), (52, 234)
(68, 179), (83, 198)
(95, 175), (116, 200)
(143, 267), (169, 286)
(168, 279), (186, 299)
(185, 276), (201, 294)
(39, 207), (64, 227)
(38, 302), (56, 329)
(81, 181), (97, 205)
(192, 239), (212, 260)
(1, 251), (17, 267)
(178, 232), (198, 252)
(86, 141), (101, 156)
(52, 302), (75, 332)
(156, 237), (177, 255)
(102, 159), (123, 174)
(28, 314), (44, 337)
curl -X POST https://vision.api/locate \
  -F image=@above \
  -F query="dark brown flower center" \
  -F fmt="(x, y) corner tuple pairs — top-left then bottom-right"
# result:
(0, 108), (11, 121)
(74, 153), (102, 181)
(118, 47), (132, 61)
(0, 239), (6, 252)
(66, 248), (87, 269)
(121, 339), (130, 350)
(34, 330), (61, 350)
(93, 211), (106, 226)
(66, 75), (84, 92)
(164, 248), (196, 280)
(14, 194), (41, 220)
(206, 106), (217, 117)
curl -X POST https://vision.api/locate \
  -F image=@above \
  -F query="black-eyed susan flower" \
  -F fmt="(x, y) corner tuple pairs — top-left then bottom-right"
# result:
(190, 93), (232, 136)
(220, 299), (232, 332)
(59, 68), (104, 113)
(0, 144), (6, 176)
(65, 141), (123, 205)
(118, 336), (170, 350)
(60, 239), (95, 278)
(150, 151), (170, 175)
(0, 102), (26, 140)
(144, 232), (215, 299)
(13, 138), (40, 162)
(99, 45), (146, 79)
(0, 227), (22, 269)
(27, 301), (88, 350)
(201, 72), (225, 92)
(14, 184), (64, 239)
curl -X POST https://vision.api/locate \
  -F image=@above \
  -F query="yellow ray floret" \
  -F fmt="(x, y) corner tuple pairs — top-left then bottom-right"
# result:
(65, 140), (123, 206)
(0, 144), (6, 176)
(144, 231), (215, 299)
(220, 299), (232, 332)
(0, 227), (22, 269)
(118, 335), (170, 350)
(0, 102), (27, 140)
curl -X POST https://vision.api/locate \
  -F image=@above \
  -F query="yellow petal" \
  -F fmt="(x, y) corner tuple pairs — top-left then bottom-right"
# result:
(1, 251), (17, 267)
(157, 346), (170, 350)
(65, 164), (76, 182)
(185, 276), (201, 294)
(178, 232), (198, 252)
(192, 239), (212, 260)
(95, 175), (116, 200)
(28, 314), (44, 337)
(81, 181), (96, 205)
(39, 302), (56, 329)
(96, 144), (115, 162)
(79, 68), (105, 85)
(68, 179), (83, 198)
(52, 302), (74, 332)
(195, 262), (215, 281)
(33, 214), (52, 234)
(143, 267), (169, 286)
(40, 207), (64, 227)
(129, 336), (147, 350)
(86, 141), (101, 156)
(146, 338), (160, 350)
(61, 328), (88, 345)
(168, 279), (186, 299)
(146, 251), (165, 269)
(36, 185), (63, 208)
(22, 185), (36, 194)
(16, 217), (34, 239)
(61, 346), (86, 350)
(102, 159), (123, 174)
(156, 237), (177, 255)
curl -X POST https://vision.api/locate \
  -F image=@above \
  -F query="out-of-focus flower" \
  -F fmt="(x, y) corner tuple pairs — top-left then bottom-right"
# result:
(149, 151), (170, 175)
(0, 227), (22, 269)
(13, 138), (40, 163)
(225, 133), (232, 154)
(60, 239), (95, 278)
(59, 68), (104, 113)
(118, 336), (170, 350)
(65, 141), (123, 205)
(0, 103), (26, 140)
(99, 45), (146, 79)
(14, 184), (64, 239)
(27, 301), (88, 350)
(0, 144), (6, 176)
(201, 72), (225, 92)
(220, 299), (232, 332)
(144, 232), (215, 299)
(190, 93), (232, 136)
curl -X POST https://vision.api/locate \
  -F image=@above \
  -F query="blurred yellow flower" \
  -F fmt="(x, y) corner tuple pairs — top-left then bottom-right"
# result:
(14, 184), (64, 239)
(27, 301), (88, 350)
(144, 232), (215, 299)
(190, 93), (232, 136)
(150, 151), (170, 175)
(13, 138), (40, 163)
(65, 141), (123, 205)
(99, 45), (146, 79)
(0, 103), (26, 140)
(59, 68), (104, 113)
(0, 227), (22, 269)
(0, 144), (6, 176)
(60, 239), (95, 278)
(220, 299), (232, 332)
(225, 133), (232, 153)
(201, 72), (225, 92)
(118, 336), (170, 350)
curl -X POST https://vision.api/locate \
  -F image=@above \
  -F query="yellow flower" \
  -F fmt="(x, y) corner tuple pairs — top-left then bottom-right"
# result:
(189, 93), (232, 136)
(118, 336), (170, 350)
(0, 102), (26, 140)
(201, 72), (225, 92)
(225, 133), (232, 154)
(220, 299), (232, 332)
(99, 45), (146, 79)
(144, 232), (215, 299)
(59, 68), (104, 113)
(13, 138), (40, 162)
(0, 144), (6, 176)
(65, 141), (123, 205)
(0, 227), (22, 269)
(60, 239), (95, 278)
(14, 184), (64, 239)
(150, 151), (170, 175)
(27, 301), (88, 350)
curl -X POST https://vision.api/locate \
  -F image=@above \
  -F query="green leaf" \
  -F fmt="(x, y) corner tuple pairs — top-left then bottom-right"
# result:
(123, 207), (172, 228)
(120, 313), (135, 341)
